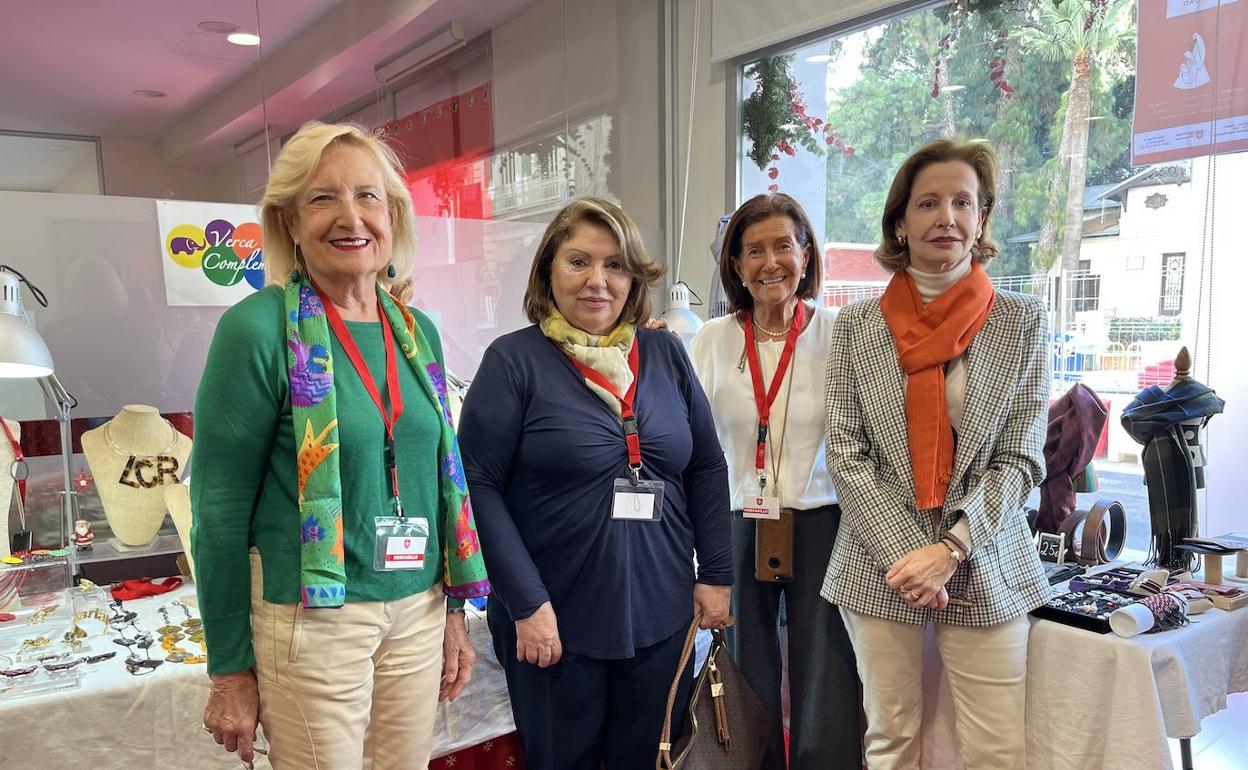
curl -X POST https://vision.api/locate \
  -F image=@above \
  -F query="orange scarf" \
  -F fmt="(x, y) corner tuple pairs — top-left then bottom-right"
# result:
(880, 262), (995, 510)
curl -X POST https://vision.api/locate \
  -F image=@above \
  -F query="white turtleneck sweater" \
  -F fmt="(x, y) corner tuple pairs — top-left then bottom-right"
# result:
(906, 256), (975, 549)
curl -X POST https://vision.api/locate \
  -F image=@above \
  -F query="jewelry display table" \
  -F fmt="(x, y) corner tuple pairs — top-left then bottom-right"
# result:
(0, 583), (516, 769)
(919, 593), (1248, 769)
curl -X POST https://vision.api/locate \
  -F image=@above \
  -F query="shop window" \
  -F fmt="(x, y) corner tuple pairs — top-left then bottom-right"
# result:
(736, 0), (1232, 555)
(1159, 252), (1185, 317)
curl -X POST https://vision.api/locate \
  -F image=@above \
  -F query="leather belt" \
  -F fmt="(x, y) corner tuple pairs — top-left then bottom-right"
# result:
(1058, 498), (1127, 566)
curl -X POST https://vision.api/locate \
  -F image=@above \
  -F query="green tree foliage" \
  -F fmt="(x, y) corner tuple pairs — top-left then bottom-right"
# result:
(805, 0), (1138, 277)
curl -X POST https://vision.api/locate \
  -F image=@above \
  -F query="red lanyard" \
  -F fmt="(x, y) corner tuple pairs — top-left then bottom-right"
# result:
(565, 339), (643, 480)
(314, 282), (406, 511)
(0, 416), (25, 505)
(743, 302), (806, 474)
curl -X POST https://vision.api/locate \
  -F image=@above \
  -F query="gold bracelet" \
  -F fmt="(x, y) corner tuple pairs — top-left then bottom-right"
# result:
(25, 603), (59, 624)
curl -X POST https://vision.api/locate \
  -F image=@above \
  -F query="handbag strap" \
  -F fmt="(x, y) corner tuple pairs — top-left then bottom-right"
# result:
(656, 612), (703, 770)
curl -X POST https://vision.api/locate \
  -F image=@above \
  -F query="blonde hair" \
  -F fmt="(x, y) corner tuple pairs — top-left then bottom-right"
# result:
(260, 121), (417, 299)
(875, 139), (1000, 273)
(522, 197), (664, 326)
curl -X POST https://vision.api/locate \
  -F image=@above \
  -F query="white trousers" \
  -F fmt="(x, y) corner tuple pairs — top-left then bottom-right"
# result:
(840, 607), (1029, 770)
(250, 555), (447, 769)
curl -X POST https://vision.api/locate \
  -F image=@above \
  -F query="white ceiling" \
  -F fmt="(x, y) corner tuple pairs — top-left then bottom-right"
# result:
(0, 0), (536, 165)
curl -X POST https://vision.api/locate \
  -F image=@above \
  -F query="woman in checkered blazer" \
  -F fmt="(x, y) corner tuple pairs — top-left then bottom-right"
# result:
(821, 139), (1051, 770)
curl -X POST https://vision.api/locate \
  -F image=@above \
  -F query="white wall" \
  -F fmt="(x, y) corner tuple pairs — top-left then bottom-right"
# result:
(673, 0), (733, 314)
(100, 137), (242, 203)
(49, 145), (101, 194)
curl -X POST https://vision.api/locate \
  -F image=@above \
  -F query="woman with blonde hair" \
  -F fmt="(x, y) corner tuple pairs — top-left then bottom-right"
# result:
(458, 197), (732, 769)
(822, 139), (1050, 769)
(194, 121), (489, 769)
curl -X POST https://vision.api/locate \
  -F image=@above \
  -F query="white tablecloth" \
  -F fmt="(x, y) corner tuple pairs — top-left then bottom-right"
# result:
(919, 603), (1248, 770)
(0, 585), (515, 769)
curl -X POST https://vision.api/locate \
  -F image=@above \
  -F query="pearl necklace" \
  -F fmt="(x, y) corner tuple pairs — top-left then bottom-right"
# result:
(752, 314), (794, 338)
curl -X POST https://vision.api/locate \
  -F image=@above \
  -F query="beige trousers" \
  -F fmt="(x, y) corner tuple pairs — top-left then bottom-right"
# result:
(840, 608), (1030, 770)
(250, 555), (447, 769)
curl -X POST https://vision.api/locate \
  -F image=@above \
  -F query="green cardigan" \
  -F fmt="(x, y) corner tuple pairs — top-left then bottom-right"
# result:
(191, 286), (457, 675)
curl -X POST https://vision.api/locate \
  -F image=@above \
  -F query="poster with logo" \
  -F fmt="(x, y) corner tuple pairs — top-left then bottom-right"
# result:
(1133, 0), (1248, 165)
(157, 200), (266, 306)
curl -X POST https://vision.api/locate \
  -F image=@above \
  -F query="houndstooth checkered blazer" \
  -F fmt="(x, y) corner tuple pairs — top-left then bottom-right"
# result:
(820, 290), (1052, 626)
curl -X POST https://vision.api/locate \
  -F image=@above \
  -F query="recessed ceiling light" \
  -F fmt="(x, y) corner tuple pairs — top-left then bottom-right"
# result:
(134, 89), (167, 98)
(805, 54), (833, 63)
(227, 32), (261, 46)
(49, 145), (66, 152)
(198, 20), (240, 35)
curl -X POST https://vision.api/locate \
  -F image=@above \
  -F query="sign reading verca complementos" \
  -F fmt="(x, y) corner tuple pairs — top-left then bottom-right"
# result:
(157, 200), (266, 306)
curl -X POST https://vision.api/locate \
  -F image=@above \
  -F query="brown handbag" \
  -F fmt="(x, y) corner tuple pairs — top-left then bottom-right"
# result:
(655, 614), (771, 770)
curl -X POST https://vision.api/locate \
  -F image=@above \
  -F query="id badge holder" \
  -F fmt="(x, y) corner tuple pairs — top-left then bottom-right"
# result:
(612, 473), (664, 521)
(373, 516), (430, 571)
(738, 473), (780, 520)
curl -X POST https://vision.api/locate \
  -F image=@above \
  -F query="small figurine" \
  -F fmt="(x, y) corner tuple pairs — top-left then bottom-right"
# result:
(72, 518), (95, 551)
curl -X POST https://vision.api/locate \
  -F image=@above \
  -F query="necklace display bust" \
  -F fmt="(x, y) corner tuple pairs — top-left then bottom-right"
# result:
(81, 405), (192, 548)
(0, 418), (20, 559)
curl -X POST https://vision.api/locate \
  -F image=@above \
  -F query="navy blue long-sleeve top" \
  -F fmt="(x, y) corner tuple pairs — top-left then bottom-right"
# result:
(459, 325), (732, 659)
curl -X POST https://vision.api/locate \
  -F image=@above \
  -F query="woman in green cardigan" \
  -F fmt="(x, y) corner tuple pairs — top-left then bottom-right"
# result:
(192, 121), (489, 769)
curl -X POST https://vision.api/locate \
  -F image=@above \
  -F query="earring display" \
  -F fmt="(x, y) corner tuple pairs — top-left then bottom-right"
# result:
(1, 583), (200, 702)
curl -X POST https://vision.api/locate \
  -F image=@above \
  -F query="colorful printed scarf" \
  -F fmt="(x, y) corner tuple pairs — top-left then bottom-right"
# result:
(285, 274), (490, 608)
(880, 262), (995, 511)
(539, 310), (636, 417)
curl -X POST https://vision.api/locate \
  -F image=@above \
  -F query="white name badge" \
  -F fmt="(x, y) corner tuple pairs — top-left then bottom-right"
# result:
(373, 516), (429, 571)
(742, 494), (781, 520)
(611, 478), (665, 521)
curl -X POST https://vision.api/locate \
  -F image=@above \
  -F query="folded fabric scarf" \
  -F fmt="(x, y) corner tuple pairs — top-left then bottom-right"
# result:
(539, 309), (636, 418)
(1037, 383), (1108, 533)
(285, 274), (490, 608)
(1123, 377), (1224, 572)
(880, 262), (995, 510)
(1121, 378), (1225, 444)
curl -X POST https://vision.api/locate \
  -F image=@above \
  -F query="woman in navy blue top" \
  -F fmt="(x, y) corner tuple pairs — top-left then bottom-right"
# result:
(459, 198), (732, 770)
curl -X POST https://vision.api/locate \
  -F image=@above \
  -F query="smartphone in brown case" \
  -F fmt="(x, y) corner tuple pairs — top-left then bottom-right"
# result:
(755, 509), (794, 582)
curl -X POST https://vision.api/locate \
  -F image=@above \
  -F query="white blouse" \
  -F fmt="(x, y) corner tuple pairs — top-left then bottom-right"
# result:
(691, 304), (838, 511)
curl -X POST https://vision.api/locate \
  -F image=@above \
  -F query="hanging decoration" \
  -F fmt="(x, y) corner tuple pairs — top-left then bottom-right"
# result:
(741, 54), (852, 192)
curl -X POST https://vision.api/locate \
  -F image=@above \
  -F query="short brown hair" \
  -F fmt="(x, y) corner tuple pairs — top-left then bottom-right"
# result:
(875, 139), (1000, 273)
(718, 193), (823, 314)
(523, 198), (664, 325)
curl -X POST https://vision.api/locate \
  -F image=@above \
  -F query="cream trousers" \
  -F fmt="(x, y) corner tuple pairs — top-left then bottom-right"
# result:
(250, 555), (447, 769)
(841, 607), (1030, 770)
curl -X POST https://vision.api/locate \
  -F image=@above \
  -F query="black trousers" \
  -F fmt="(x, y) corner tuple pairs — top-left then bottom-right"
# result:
(728, 504), (863, 770)
(488, 596), (694, 770)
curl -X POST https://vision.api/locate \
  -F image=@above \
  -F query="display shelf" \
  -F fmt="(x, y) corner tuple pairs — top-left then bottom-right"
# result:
(74, 534), (183, 565)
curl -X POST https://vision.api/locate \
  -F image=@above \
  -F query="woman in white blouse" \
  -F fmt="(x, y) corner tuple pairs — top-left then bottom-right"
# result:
(691, 193), (861, 770)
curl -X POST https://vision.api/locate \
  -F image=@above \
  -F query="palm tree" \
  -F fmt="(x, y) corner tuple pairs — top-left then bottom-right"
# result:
(1014, 0), (1132, 311)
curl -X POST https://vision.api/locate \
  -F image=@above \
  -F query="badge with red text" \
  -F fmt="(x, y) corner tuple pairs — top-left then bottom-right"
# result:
(373, 516), (429, 571)
(741, 494), (780, 521)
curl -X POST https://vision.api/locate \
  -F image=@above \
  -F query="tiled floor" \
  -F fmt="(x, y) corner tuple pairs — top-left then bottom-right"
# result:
(1170, 692), (1248, 769)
